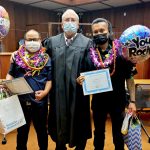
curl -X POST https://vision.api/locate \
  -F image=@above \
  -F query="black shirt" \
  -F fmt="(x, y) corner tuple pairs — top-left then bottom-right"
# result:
(83, 46), (137, 110)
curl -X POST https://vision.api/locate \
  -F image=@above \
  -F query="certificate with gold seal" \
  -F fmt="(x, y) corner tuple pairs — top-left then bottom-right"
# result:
(81, 69), (113, 95)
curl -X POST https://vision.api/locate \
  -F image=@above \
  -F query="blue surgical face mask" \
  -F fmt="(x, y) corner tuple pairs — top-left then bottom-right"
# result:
(63, 22), (78, 34)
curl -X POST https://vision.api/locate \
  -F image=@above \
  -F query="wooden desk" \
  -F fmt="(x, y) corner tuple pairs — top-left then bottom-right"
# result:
(135, 79), (150, 85)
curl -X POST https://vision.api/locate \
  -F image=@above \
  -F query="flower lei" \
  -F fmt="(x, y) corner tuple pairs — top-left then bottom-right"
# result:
(90, 39), (120, 76)
(15, 45), (49, 76)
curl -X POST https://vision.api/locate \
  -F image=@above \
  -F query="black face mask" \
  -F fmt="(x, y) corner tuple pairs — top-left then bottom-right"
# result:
(93, 34), (108, 45)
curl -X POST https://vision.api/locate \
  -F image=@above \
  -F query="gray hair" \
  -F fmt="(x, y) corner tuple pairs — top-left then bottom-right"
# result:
(61, 9), (79, 21)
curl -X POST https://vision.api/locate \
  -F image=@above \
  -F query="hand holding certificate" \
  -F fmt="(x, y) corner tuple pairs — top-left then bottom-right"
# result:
(81, 69), (113, 95)
(1, 77), (33, 95)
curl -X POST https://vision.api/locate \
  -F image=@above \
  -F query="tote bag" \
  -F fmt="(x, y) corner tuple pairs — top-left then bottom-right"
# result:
(123, 116), (142, 150)
(0, 95), (26, 134)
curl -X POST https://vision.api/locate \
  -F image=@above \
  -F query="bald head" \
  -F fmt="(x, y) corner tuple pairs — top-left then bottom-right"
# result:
(24, 29), (41, 53)
(24, 29), (41, 40)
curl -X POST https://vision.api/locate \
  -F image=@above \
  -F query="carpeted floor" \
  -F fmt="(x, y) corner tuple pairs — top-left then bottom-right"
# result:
(0, 116), (150, 150)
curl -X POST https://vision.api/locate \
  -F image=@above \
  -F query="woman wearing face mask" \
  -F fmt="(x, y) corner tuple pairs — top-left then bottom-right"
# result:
(6, 29), (52, 150)
(77, 18), (137, 150)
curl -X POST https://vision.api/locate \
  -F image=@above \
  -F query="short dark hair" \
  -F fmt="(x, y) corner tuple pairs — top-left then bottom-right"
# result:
(92, 18), (113, 38)
(24, 29), (41, 40)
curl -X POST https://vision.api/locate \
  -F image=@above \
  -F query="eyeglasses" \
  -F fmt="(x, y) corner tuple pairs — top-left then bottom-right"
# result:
(25, 38), (40, 41)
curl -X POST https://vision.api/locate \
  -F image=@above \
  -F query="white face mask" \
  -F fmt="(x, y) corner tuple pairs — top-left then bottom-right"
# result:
(25, 41), (41, 53)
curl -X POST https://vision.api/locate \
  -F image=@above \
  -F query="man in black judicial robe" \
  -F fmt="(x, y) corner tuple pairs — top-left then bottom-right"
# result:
(44, 9), (92, 150)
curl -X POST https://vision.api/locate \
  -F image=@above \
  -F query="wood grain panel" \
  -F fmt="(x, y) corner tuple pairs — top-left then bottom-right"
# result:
(82, 3), (150, 79)
(0, 53), (11, 79)
(0, 0), (57, 53)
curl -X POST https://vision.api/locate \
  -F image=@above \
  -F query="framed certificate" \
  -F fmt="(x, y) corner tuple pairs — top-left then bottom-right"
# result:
(81, 69), (113, 95)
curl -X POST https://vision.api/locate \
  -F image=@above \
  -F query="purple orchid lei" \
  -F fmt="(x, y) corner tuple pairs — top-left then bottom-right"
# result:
(15, 45), (48, 75)
(90, 39), (121, 69)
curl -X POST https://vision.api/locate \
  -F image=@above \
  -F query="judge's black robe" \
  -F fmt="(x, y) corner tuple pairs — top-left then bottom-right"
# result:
(44, 33), (92, 147)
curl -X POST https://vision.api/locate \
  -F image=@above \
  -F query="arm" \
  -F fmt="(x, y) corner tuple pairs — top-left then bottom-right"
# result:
(35, 80), (52, 101)
(43, 38), (52, 57)
(0, 74), (14, 92)
(7, 54), (17, 78)
(6, 74), (14, 80)
(43, 81), (52, 95)
(126, 77), (136, 114)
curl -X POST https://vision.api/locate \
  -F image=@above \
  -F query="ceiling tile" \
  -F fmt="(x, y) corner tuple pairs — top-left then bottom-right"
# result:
(9, 0), (41, 4)
(51, 0), (103, 5)
(78, 2), (110, 11)
(8, 0), (150, 12)
(30, 1), (66, 10)
(56, 7), (86, 12)
(103, 0), (140, 7)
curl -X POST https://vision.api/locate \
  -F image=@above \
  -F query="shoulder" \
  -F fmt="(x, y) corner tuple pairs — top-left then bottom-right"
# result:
(41, 53), (51, 69)
(42, 33), (63, 47)
(78, 33), (91, 41)
(51, 33), (63, 40)
(77, 33), (92, 47)
(44, 53), (51, 62)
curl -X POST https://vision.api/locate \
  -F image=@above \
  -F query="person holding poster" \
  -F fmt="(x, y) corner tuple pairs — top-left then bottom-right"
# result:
(77, 18), (137, 150)
(6, 29), (52, 150)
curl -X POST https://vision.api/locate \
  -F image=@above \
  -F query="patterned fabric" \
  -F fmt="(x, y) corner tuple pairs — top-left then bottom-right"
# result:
(123, 117), (142, 150)
(15, 45), (49, 76)
(66, 38), (72, 46)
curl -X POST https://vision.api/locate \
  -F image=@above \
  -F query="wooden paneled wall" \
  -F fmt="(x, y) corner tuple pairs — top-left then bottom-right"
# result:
(0, 0), (57, 53)
(81, 2), (150, 79)
(0, 53), (11, 79)
(0, 1), (150, 79)
(82, 3), (150, 38)
(0, 0), (58, 79)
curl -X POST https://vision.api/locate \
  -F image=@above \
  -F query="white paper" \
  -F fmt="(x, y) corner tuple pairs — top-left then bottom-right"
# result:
(2, 77), (33, 95)
(81, 69), (113, 95)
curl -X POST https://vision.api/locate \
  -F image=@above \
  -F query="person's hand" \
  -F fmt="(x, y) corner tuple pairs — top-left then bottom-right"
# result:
(0, 84), (4, 88)
(127, 102), (136, 116)
(0, 84), (7, 89)
(76, 76), (85, 85)
(35, 90), (47, 101)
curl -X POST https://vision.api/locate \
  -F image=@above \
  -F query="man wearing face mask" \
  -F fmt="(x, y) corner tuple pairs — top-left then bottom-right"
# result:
(77, 18), (137, 150)
(6, 29), (52, 150)
(44, 9), (92, 150)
